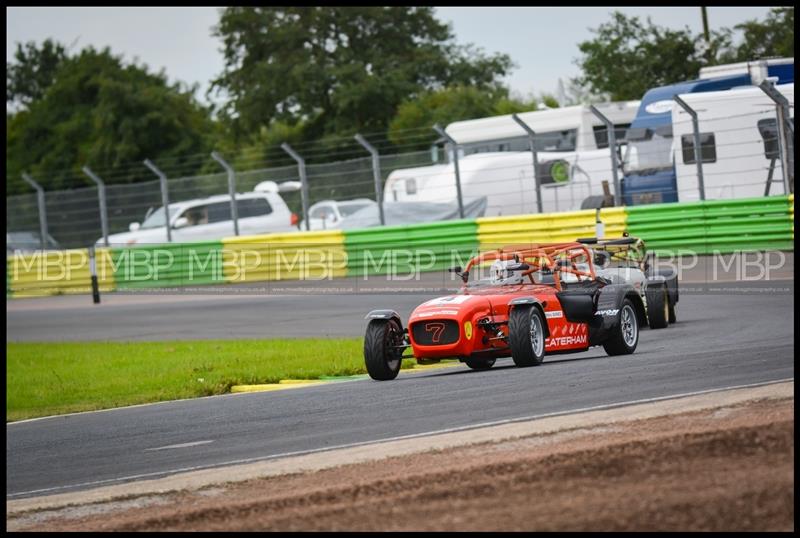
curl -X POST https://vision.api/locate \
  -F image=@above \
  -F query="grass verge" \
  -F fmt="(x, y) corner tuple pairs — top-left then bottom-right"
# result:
(7, 339), (431, 422)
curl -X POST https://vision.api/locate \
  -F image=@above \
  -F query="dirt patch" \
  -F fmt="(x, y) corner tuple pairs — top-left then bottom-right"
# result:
(9, 397), (793, 532)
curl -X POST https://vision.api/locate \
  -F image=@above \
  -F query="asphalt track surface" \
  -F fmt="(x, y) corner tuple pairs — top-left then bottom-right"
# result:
(6, 284), (794, 499)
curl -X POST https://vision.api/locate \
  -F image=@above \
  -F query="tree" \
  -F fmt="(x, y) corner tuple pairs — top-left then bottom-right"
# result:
(572, 9), (795, 102)
(572, 12), (707, 101)
(6, 39), (68, 109)
(209, 7), (514, 142)
(388, 86), (538, 148)
(6, 46), (216, 194)
(730, 7), (794, 61)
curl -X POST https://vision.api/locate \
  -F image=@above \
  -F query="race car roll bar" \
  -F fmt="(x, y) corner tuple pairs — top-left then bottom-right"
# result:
(462, 242), (597, 291)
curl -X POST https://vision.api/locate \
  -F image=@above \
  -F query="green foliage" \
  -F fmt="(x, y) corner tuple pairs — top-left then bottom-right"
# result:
(573, 8), (795, 102)
(210, 7), (514, 142)
(730, 7), (794, 61)
(6, 39), (68, 108)
(6, 46), (215, 195)
(388, 86), (538, 148)
(573, 12), (705, 101)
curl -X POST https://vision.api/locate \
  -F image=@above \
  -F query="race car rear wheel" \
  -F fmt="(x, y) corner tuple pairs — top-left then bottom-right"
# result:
(465, 358), (496, 370)
(508, 306), (546, 367)
(364, 319), (404, 381)
(645, 286), (669, 329)
(603, 299), (639, 356)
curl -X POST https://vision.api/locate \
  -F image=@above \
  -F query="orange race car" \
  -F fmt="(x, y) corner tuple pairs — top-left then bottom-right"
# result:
(363, 242), (648, 381)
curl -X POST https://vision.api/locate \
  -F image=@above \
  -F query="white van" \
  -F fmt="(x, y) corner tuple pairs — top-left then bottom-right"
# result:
(99, 184), (299, 246)
(383, 101), (640, 216)
(670, 82), (794, 201)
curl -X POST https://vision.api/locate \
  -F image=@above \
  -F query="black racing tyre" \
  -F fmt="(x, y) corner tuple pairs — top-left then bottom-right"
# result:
(465, 358), (496, 370)
(364, 319), (404, 381)
(645, 286), (669, 329)
(668, 300), (677, 324)
(603, 298), (639, 356)
(508, 306), (546, 367)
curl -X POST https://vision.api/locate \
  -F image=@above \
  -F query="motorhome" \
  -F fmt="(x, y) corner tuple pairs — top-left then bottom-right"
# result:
(668, 82), (793, 202)
(620, 58), (793, 205)
(383, 101), (640, 216)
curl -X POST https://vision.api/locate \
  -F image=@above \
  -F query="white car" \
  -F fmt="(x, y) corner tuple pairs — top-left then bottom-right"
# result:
(300, 198), (377, 231)
(99, 183), (299, 246)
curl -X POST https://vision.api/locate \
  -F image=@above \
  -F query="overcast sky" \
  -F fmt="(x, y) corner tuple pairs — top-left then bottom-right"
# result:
(6, 6), (777, 107)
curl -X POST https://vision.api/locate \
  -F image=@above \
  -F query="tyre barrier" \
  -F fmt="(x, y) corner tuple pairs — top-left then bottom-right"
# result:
(477, 206), (626, 251)
(6, 248), (116, 298)
(222, 230), (347, 283)
(6, 195), (793, 297)
(344, 219), (478, 278)
(626, 195), (795, 255)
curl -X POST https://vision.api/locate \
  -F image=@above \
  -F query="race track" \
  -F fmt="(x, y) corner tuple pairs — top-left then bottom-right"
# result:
(6, 287), (794, 499)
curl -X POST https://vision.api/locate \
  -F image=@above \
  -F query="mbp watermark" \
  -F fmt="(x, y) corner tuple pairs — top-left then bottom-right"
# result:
(7, 245), (793, 296)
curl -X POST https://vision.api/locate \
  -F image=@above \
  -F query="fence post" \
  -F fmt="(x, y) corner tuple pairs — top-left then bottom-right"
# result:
(759, 79), (794, 194)
(672, 96), (706, 201)
(281, 143), (311, 231)
(511, 114), (544, 213)
(82, 166), (110, 246)
(432, 124), (465, 218)
(589, 106), (622, 205)
(210, 152), (240, 236)
(143, 159), (172, 243)
(21, 173), (48, 251)
(354, 133), (386, 226)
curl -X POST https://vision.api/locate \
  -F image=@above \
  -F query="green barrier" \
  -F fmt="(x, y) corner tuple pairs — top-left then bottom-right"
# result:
(7, 248), (116, 297)
(626, 195), (794, 255)
(110, 241), (224, 289)
(344, 219), (479, 277)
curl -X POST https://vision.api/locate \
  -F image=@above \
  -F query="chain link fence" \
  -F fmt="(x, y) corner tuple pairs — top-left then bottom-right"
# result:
(6, 90), (793, 251)
(6, 150), (436, 249)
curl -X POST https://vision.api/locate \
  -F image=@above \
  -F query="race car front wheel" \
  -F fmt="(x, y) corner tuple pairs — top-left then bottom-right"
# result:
(364, 319), (404, 381)
(508, 306), (546, 367)
(603, 299), (639, 356)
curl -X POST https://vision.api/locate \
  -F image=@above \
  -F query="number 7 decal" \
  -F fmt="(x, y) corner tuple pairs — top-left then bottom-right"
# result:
(425, 322), (445, 343)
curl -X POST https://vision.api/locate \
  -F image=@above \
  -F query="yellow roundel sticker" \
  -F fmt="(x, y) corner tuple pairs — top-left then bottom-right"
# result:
(464, 321), (473, 340)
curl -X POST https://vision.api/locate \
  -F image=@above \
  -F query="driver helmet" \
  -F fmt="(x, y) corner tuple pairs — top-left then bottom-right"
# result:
(592, 249), (611, 268)
(490, 259), (523, 285)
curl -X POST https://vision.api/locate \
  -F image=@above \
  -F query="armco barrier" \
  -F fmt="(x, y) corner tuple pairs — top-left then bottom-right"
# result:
(476, 207), (626, 251)
(344, 220), (479, 277)
(7, 248), (115, 298)
(626, 195), (794, 255)
(111, 241), (224, 289)
(222, 230), (347, 283)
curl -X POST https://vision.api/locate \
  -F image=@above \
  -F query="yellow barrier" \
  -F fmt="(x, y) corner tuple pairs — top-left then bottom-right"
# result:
(221, 230), (348, 283)
(7, 248), (116, 298)
(477, 207), (626, 251)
